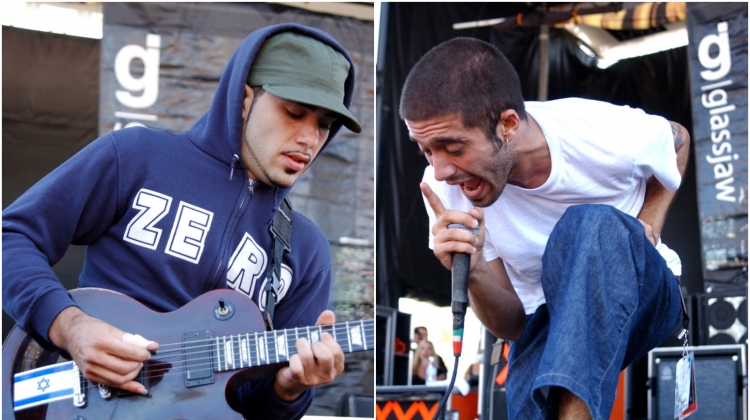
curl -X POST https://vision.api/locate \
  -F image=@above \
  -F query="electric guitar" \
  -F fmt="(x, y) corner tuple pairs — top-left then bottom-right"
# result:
(2, 288), (374, 419)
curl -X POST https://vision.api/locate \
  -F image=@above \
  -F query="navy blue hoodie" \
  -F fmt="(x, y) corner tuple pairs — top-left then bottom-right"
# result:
(3, 24), (358, 419)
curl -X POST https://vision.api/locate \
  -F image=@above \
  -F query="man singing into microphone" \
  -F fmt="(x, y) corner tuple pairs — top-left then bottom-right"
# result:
(400, 38), (690, 420)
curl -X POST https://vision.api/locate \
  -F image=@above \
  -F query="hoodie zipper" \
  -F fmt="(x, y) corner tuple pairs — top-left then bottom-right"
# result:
(229, 154), (239, 180)
(209, 172), (253, 289)
(230, 153), (256, 194)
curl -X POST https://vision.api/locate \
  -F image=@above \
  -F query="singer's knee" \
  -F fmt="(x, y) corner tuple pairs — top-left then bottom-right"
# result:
(558, 204), (621, 229)
(550, 205), (639, 247)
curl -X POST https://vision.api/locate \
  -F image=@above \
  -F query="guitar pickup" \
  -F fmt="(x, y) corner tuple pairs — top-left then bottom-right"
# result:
(114, 367), (147, 398)
(183, 330), (215, 388)
(115, 355), (174, 397)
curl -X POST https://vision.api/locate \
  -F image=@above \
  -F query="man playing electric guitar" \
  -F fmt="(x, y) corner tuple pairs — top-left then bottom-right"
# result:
(3, 24), (363, 420)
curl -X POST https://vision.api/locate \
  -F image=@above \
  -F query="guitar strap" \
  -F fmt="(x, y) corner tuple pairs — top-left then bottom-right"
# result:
(263, 197), (292, 331)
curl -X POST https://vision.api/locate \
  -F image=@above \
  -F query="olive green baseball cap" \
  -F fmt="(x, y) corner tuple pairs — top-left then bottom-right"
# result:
(247, 32), (362, 133)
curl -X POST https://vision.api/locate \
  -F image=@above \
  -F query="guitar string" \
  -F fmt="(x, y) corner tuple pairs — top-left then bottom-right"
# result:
(152, 321), (375, 351)
(148, 320), (374, 354)
(123, 329), (377, 381)
(144, 329), (377, 372)
(157, 325), (376, 355)
(139, 331), (377, 380)
(142, 328), (376, 372)
(63, 319), (374, 387)
(69, 330), (375, 394)
(14, 325), (376, 396)
(148, 327), (376, 362)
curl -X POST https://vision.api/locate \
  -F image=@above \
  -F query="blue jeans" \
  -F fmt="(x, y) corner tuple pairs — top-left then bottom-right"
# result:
(505, 205), (682, 420)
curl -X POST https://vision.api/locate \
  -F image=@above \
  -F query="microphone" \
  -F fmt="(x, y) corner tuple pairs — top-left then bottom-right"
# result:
(447, 223), (477, 357)
(432, 224), (479, 420)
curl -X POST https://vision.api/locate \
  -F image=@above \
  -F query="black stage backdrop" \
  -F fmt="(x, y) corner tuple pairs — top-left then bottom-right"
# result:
(377, 3), (703, 308)
(2, 26), (99, 337)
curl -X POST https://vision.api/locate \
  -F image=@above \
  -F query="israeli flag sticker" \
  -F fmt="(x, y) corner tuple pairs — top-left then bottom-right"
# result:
(14, 361), (76, 411)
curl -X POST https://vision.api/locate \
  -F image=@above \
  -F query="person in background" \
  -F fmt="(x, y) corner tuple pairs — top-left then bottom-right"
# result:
(464, 349), (483, 389)
(413, 326), (428, 344)
(412, 339), (447, 385)
(412, 326), (448, 373)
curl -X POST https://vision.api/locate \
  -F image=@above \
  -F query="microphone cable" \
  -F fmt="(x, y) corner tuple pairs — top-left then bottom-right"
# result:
(433, 223), (477, 420)
(434, 355), (460, 420)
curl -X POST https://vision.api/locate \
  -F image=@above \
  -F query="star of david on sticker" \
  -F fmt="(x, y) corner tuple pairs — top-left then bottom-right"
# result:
(37, 377), (50, 392)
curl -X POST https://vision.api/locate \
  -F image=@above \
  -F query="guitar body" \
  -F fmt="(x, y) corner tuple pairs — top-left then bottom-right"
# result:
(2, 288), (276, 420)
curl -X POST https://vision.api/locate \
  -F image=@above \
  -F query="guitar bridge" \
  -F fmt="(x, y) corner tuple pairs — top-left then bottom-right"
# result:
(183, 330), (215, 388)
(72, 362), (86, 407)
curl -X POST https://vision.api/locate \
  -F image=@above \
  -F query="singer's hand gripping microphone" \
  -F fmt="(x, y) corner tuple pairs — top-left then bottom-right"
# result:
(447, 223), (477, 357)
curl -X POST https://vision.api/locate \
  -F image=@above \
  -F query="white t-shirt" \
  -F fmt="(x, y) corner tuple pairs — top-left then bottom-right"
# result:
(423, 98), (683, 314)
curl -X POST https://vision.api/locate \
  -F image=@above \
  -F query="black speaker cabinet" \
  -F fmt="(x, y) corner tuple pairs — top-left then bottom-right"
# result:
(337, 394), (375, 417)
(376, 385), (448, 420)
(647, 344), (747, 420)
(658, 294), (696, 348)
(376, 305), (412, 385)
(697, 290), (748, 345)
(481, 330), (509, 420)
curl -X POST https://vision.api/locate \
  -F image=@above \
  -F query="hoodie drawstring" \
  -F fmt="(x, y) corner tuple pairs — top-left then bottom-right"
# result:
(230, 154), (239, 180)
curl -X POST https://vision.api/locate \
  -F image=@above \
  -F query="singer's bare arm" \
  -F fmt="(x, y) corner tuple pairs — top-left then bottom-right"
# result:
(469, 255), (527, 340)
(637, 121), (691, 246)
(421, 183), (526, 340)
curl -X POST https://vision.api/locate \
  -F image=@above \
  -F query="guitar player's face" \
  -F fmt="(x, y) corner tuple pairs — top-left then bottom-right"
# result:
(240, 85), (338, 188)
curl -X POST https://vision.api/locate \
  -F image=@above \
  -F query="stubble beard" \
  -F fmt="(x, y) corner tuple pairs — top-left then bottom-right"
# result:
(469, 147), (514, 208)
(241, 114), (294, 189)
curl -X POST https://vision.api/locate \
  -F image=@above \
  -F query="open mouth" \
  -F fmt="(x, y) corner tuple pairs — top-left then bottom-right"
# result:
(461, 177), (483, 198)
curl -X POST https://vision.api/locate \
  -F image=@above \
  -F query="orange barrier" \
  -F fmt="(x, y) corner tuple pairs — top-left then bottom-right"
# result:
(450, 391), (479, 420)
(609, 370), (625, 420)
(376, 400), (439, 420)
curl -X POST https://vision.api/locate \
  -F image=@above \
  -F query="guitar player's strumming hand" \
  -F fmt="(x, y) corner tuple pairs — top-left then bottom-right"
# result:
(48, 306), (159, 395)
(273, 310), (345, 402)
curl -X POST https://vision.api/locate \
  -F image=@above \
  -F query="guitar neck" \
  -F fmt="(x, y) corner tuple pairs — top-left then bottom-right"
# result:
(203, 319), (374, 373)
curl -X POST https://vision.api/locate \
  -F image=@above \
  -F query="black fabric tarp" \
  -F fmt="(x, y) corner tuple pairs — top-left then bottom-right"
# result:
(2, 26), (99, 340)
(2, 26), (100, 209)
(376, 3), (703, 308)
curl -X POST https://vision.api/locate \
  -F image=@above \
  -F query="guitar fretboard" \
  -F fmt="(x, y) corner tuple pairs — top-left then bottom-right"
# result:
(183, 320), (374, 374)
